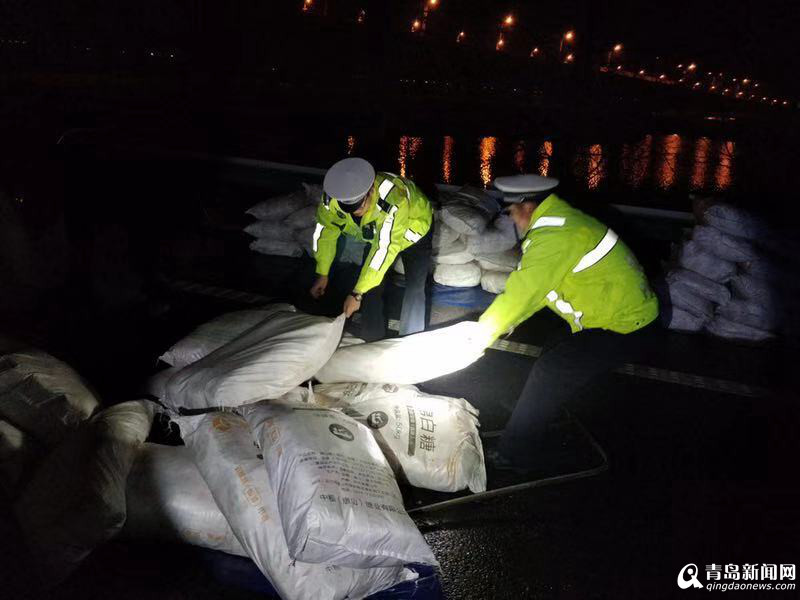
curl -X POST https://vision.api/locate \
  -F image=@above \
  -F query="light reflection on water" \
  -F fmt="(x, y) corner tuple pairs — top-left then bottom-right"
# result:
(479, 136), (497, 187)
(357, 132), (735, 196)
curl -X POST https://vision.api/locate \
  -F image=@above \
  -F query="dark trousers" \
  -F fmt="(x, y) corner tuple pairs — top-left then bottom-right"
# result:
(498, 322), (656, 468)
(360, 228), (432, 342)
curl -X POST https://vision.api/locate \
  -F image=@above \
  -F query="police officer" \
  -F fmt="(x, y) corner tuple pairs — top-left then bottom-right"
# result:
(309, 157), (434, 341)
(478, 174), (659, 473)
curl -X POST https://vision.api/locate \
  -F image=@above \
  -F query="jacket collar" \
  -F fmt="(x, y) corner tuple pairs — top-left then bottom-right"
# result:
(524, 193), (559, 234)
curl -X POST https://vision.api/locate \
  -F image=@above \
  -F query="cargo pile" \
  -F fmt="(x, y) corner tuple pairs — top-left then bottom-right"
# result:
(246, 183), (521, 296)
(1, 306), (491, 596)
(664, 200), (796, 342)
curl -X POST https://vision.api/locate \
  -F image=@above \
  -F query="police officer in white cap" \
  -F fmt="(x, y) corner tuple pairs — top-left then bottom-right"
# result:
(309, 157), (434, 341)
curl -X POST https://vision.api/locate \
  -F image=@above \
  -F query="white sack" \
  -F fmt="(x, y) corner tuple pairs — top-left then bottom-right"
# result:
(294, 225), (316, 256)
(702, 203), (771, 241)
(667, 281), (714, 320)
(284, 205), (319, 230)
(432, 237), (474, 265)
(730, 273), (777, 305)
(666, 307), (708, 332)
(246, 189), (314, 221)
(475, 248), (521, 273)
(666, 268), (731, 307)
(158, 305), (296, 368)
(706, 315), (775, 343)
(122, 443), (246, 557)
(677, 239), (736, 283)
(393, 257), (405, 275)
(432, 217), (460, 249)
(177, 412), (415, 600)
(314, 383), (486, 493)
(243, 403), (437, 568)
(15, 400), (155, 585)
(438, 186), (499, 236)
(465, 214), (518, 256)
(243, 221), (297, 241)
(717, 299), (778, 331)
(144, 367), (179, 400)
(433, 262), (482, 287)
(692, 225), (757, 262)
(315, 321), (488, 385)
(250, 238), (304, 258)
(165, 312), (345, 410)
(0, 350), (100, 446)
(0, 419), (42, 499)
(480, 270), (510, 294)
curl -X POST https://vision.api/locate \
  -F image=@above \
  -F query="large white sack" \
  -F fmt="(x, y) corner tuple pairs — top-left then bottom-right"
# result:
(438, 186), (499, 236)
(432, 237), (474, 265)
(243, 403), (437, 568)
(243, 221), (297, 241)
(315, 321), (488, 385)
(122, 443), (246, 557)
(730, 273), (777, 305)
(666, 268), (731, 307)
(165, 312), (345, 410)
(666, 307), (708, 332)
(465, 214), (518, 256)
(0, 350), (100, 446)
(15, 400), (155, 585)
(144, 367), (180, 400)
(294, 225), (316, 256)
(177, 412), (415, 600)
(432, 217), (460, 249)
(667, 281), (714, 320)
(692, 225), (757, 263)
(475, 248), (521, 273)
(717, 299), (778, 331)
(314, 383), (486, 493)
(250, 238), (304, 258)
(158, 305), (297, 368)
(433, 262), (482, 287)
(0, 419), (42, 499)
(284, 205), (318, 230)
(677, 239), (736, 283)
(701, 203), (771, 241)
(246, 187), (316, 221)
(480, 270), (510, 294)
(706, 315), (775, 343)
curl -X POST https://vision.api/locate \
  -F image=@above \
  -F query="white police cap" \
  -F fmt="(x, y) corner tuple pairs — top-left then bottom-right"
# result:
(323, 157), (376, 205)
(494, 174), (559, 203)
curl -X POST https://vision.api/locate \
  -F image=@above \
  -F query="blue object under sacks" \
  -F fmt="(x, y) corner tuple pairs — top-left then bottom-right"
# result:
(196, 548), (443, 599)
(430, 283), (496, 309)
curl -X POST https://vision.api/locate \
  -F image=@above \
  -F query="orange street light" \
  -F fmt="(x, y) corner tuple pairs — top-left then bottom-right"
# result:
(742, 78), (750, 85)
(565, 30), (575, 41)
(456, 31), (466, 43)
(560, 30), (575, 53)
(302, 0), (313, 12)
(687, 63), (697, 71)
(503, 14), (514, 27)
(638, 69), (645, 75)
(357, 9), (366, 24)
(530, 46), (540, 57)
(616, 65), (622, 71)
(693, 82), (701, 88)
(659, 74), (666, 80)
(677, 64), (683, 69)
(565, 53), (575, 63)
(496, 35), (505, 51)
(411, 19), (422, 32)
(783, 100), (789, 105)
(710, 85), (717, 90)
(428, 0), (439, 7)
(613, 43), (623, 52)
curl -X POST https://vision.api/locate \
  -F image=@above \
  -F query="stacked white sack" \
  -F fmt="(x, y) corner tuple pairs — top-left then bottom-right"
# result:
(164, 310), (345, 410)
(313, 383), (487, 493)
(243, 403), (438, 568)
(177, 412), (416, 600)
(245, 183), (321, 258)
(122, 443), (246, 557)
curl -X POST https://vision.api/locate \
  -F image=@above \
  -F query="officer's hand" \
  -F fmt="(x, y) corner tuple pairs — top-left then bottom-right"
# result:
(310, 276), (329, 299)
(343, 294), (362, 318)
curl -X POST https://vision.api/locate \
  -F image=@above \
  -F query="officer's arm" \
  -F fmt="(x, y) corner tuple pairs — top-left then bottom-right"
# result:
(354, 202), (411, 294)
(313, 203), (343, 277)
(479, 230), (580, 342)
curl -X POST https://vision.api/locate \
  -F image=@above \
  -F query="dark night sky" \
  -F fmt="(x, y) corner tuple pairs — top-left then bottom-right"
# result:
(3, 0), (799, 96)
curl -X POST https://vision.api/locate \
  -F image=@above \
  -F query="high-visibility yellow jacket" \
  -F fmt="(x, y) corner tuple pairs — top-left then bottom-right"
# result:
(479, 194), (659, 341)
(313, 172), (433, 294)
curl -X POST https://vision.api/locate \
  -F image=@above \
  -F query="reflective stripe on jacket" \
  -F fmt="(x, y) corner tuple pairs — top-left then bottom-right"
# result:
(479, 194), (659, 340)
(313, 172), (433, 294)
